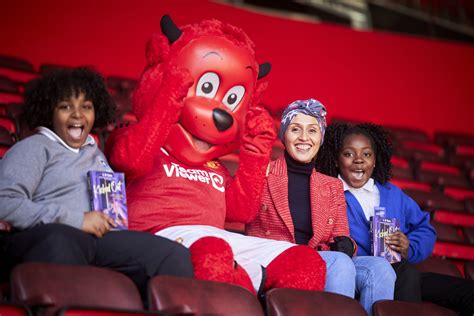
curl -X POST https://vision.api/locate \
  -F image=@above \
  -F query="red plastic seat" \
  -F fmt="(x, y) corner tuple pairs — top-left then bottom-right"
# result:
(416, 257), (462, 278)
(266, 288), (367, 316)
(0, 303), (32, 316)
(463, 227), (474, 245)
(386, 125), (430, 143)
(57, 306), (165, 316)
(106, 76), (137, 94)
(39, 64), (73, 74)
(433, 210), (474, 228)
(434, 131), (474, 148)
(391, 155), (414, 180)
(0, 76), (20, 94)
(0, 55), (36, 84)
(148, 275), (263, 316)
(395, 140), (445, 164)
(10, 263), (143, 316)
(464, 261), (474, 280)
(431, 221), (465, 244)
(372, 300), (457, 316)
(432, 241), (474, 261)
(0, 115), (19, 135)
(390, 179), (431, 192)
(416, 167), (471, 190)
(0, 103), (24, 120)
(403, 189), (466, 212)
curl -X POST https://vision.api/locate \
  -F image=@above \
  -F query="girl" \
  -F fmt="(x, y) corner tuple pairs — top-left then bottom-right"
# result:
(316, 122), (473, 315)
(0, 67), (194, 300)
(246, 99), (396, 316)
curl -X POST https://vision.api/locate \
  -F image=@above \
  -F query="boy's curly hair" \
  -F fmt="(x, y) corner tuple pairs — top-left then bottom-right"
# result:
(315, 122), (394, 184)
(23, 67), (116, 130)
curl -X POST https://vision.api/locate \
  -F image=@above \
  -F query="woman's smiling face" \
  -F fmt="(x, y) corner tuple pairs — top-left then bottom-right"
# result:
(337, 133), (375, 188)
(283, 113), (322, 163)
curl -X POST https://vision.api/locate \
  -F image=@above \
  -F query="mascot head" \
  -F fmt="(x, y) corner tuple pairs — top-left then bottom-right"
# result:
(135, 15), (270, 166)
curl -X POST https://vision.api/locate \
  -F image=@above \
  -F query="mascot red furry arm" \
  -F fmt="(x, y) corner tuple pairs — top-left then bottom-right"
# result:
(106, 15), (325, 296)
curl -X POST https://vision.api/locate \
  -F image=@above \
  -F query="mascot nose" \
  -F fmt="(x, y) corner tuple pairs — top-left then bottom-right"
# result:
(213, 108), (234, 131)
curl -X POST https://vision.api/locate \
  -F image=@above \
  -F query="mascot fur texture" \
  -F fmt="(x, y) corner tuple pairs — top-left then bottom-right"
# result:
(106, 15), (325, 294)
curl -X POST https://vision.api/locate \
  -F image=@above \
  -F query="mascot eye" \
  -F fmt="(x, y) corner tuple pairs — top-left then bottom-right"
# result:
(196, 72), (220, 98)
(222, 85), (245, 111)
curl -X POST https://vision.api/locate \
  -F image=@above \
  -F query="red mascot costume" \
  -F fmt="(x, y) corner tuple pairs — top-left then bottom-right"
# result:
(106, 15), (325, 295)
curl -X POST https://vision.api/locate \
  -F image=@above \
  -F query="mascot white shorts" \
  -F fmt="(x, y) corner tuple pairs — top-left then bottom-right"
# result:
(156, 225), (295, 291)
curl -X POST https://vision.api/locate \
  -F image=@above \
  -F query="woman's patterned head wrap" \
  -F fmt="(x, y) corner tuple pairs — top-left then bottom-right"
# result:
(279, 98), (327, 143)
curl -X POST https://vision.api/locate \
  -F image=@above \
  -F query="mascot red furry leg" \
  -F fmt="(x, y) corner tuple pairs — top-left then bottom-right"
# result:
(106, 15), (326, 295)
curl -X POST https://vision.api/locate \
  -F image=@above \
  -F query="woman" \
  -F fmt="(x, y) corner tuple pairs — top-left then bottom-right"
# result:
(246, 99), (395, 316)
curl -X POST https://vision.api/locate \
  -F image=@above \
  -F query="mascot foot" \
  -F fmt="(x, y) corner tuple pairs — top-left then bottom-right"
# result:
(264, 245), (326, 291)
(189, 236), (255, 294)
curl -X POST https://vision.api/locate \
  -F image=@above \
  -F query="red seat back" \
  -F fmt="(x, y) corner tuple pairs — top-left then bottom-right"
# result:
(266, 288), (367, 316)
(10, 263), (143, 316)
(148, 275), (263, 316)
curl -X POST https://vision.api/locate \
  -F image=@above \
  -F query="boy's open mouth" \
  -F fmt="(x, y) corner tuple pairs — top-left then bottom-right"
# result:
(68, 124), (84, 140)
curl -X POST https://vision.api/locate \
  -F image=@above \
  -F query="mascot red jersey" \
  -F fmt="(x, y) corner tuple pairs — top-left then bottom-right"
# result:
(106, 15), (325, 294)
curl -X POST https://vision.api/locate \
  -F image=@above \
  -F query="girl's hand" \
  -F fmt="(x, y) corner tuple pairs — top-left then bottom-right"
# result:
(82, 211), (117, 237)
(385, 231), (409, 259)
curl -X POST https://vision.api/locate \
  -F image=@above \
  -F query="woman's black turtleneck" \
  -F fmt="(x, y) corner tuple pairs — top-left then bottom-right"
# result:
(285, 151), (314, 245)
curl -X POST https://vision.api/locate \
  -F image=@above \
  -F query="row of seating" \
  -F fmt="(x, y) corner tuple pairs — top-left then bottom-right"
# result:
(1, 53), (473, 315)
(0, 262), (463, 316)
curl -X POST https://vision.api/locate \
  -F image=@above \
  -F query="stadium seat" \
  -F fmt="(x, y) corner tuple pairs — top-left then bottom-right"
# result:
(39, 64), (73, 74)
(0, 125), (17, 146)
(389, 178), (431, 192)
(433, 209), (474, 228)
(385, 125), (430, 144)
(0, 115), (19, 135)
(403, 189), (466, 212)
(0, 55), (36, 84)
(432, 241), (474, 261)
(56, 306), (168, 316)
(372, 300), (457, 316)
(391, 155), (414, 180)
(415, 161), (471, 190)
(463, 227), (474, 245)
(106, 76), (137, 94)
(395, 140), (445, 164)
(464, 261), (474, 280)
(430, 221), (465, 244)
(148, 275), (264, 316)
(112, 94), (133, 117)
(10, 263), (143, 316)
(444, 187), (474, 200)
(265, 288), (367, 316)
(416, 256), (462, 278)
(0, 76), (20, 94)
(0, 103), (24, 120)
(0, 303), (32, 316)
(434, 131), (474, 148)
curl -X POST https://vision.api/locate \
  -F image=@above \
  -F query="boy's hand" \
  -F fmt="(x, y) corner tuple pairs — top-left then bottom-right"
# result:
(385, 231), (409, 259)
(82, 211), (117, 238)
